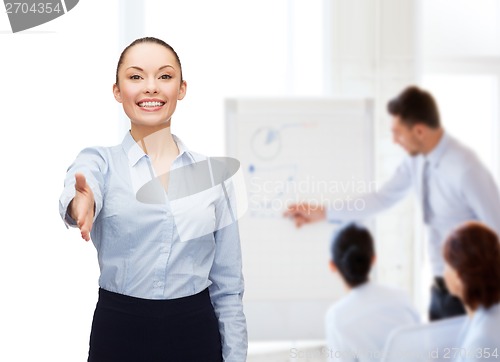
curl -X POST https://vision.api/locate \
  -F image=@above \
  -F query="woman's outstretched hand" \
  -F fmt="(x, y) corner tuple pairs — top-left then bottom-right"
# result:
(70, 173), (95, 241)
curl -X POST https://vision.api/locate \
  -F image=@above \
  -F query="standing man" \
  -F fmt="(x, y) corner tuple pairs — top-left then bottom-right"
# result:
(285, 85), (500, 321)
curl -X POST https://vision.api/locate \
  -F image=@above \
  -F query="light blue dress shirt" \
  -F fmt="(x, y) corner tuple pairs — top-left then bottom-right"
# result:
(325, 282), (420, 361)
(455, 303), (500, 361)
(59, 132), (247, 361)
(327, 132), (500, 276)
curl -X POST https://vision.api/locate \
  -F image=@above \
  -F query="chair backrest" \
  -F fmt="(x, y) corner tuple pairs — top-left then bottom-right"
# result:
(381, 316), (467, 362)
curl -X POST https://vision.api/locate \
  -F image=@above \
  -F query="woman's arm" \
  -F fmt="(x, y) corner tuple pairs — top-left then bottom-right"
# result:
(59, 147), (108, 241)
(208, 177), (248, 362)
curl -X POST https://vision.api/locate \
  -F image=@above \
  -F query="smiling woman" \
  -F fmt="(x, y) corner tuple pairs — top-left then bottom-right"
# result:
(112, 38), (187, 142)
(58, 37), (247, 362)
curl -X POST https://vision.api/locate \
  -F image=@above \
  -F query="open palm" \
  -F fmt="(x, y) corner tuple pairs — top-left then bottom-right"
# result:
(70, 173), (95, 241)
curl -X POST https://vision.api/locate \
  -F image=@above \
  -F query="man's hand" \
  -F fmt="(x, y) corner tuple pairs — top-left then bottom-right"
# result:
(69, 173), (95, 241)
(283, 203), (326, 227)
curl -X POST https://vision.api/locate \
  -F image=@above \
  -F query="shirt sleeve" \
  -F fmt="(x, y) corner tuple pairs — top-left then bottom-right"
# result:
(327, 158), (412, 223)
(461, 166), (500, 237)
(208, 176), (248, 362)
(58, 147), (108, 229)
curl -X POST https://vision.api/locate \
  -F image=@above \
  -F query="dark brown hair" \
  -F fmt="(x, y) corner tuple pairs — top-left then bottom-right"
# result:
(443, 222), (500, 310)
(387, 85), (441, 128)
(115, 37), (183, 86)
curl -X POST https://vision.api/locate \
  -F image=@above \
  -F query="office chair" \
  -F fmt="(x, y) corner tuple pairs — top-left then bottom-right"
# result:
(381, 316), (466, 362)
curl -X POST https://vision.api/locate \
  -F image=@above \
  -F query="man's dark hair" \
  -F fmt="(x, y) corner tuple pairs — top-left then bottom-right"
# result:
(387, 86), (441, 128)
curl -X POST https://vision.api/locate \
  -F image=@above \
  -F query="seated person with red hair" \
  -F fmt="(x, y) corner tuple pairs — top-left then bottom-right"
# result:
(443, 221), (500, 361)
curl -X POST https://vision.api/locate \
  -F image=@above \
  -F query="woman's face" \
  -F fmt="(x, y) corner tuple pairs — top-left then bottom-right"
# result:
(443, 261), (464, 300)
(113, 42), (186, 132)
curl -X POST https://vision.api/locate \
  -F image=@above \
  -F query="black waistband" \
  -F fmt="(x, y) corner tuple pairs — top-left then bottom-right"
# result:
(97, 288), (212, 318)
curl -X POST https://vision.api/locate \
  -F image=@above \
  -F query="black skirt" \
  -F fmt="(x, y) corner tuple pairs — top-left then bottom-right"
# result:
(88, 288), (222, 362)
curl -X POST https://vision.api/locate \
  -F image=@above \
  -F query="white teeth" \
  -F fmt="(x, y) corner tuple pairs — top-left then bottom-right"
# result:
(139, 101), (164, 107)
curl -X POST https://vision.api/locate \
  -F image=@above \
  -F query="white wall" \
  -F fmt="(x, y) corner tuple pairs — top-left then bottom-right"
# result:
(421, 0), (500, 180)
(143, 0), (325, 156)
(0, 1), (120, 360)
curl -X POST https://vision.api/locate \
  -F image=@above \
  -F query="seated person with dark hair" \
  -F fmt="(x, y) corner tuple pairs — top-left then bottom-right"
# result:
(443, 221), (500, 361)
(325, 223), (419, 361)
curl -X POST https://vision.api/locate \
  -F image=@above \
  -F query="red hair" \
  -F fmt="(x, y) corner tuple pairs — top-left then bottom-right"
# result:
(443, 222), (500, 310)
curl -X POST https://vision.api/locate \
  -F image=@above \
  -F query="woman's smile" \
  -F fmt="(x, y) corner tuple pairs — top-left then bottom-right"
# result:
(137, 98), (166, 111)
